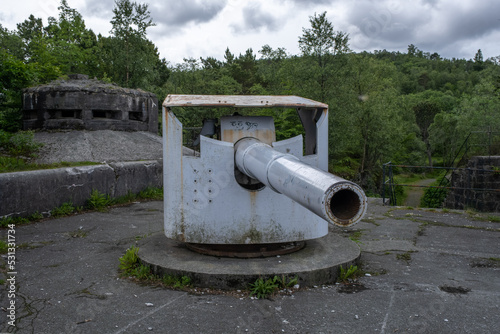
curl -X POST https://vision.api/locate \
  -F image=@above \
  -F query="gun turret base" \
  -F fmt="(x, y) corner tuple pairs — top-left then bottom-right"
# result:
(186, 241), (305, 258)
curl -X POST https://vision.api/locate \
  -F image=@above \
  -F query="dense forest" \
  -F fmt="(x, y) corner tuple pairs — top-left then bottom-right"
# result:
(1, 0), (499, 195)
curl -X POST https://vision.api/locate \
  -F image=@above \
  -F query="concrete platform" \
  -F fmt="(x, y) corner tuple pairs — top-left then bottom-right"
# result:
(138, 232), (360, 289)
(2, 198), (500, 333)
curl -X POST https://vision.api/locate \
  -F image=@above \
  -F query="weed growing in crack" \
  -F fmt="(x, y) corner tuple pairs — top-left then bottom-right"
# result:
(119, 246), (139, 275)
(248, 275), (298, 299)
(249, 277), (279, 299)
(396, 251), (415, 264)
(118, 246), (192, 289)
(68, 229), (88, 238)
(348, 230), (363, 244)
(337, 265), (360, 283)
(162, 275), (192, 289)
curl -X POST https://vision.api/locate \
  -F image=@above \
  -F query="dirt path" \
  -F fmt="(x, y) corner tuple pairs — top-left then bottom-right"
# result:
(403, 178), (436, 207)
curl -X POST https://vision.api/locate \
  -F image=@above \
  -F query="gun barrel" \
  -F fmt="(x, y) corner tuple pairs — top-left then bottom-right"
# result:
(234, 137), (367, 227)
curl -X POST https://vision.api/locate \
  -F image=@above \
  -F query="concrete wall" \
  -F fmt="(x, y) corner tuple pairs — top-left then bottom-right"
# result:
(444, 156), (500, 212)
(0, 160), (162, 218)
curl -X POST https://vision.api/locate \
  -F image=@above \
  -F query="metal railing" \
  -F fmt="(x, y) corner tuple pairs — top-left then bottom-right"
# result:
(382, 163), (500, 208)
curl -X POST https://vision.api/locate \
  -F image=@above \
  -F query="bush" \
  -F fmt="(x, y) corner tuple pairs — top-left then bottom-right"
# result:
(7, 130), (42, 158)
(51, 202), (76, 217)
(87, 189), (112, 211)
(420, 178), (449, 208)
(0, 108), (22, 132)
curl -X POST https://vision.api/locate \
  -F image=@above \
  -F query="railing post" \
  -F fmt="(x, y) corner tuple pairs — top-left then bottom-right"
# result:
(382, 163), (387, 205)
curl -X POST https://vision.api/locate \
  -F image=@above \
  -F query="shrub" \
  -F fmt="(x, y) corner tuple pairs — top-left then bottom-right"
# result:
(87, 189), (112, 211)
(0, 108), (22, 133)
(51, 202), (75, 218)
(420, 178), (449, 208)
(3, 130), (42, 159)
(119, 246), (140, 275)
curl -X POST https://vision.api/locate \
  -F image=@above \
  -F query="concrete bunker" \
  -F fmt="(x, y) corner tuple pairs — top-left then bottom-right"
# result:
(22, 74), (158, 133)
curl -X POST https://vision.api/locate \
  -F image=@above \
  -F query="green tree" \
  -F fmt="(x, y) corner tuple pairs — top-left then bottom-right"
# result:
(413, 101), (440, 166)
(258, 45), (288, 95)
(15, 15), (61, 83)
(109, 0), (156, 87)
(16, 14), (45, 62)
(45, 0), (99, 75)
(298, 11), (350, 101)
(298, 11), (349, 59)
(329, 56), (408, 191)
(473, 49), (484, 71)
(0, 24), (24, 60)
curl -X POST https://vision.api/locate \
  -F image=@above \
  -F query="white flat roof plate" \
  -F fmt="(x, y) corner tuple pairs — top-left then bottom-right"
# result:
(163, 95), (328, 109)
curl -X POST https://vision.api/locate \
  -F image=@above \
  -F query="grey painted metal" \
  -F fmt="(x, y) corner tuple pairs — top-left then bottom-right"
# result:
(234, 137), (367, 227)
(162, 94), (367, 244)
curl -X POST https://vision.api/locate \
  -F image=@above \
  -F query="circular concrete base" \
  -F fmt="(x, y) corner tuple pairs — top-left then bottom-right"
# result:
(137, 232), (360, 289)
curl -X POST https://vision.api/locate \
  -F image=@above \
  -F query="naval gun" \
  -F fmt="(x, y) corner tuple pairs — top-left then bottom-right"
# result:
(162, 95), (367, 256)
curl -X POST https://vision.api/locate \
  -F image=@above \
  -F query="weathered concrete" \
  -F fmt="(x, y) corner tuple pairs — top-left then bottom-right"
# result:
(138, 232), (360, 289)
(0, 160), (162, 218)
(22, 74), (158, 133)
(32, 130), (163, 164)
(1, 198), (499, 333)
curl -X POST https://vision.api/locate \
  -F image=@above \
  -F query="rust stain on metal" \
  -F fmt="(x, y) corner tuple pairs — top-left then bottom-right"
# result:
(185, 242), (305, 258)
(222, 129), (275, 145)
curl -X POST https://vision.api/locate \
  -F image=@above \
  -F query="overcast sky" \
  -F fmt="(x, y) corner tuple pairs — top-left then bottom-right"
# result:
(1, 0), (499, 64)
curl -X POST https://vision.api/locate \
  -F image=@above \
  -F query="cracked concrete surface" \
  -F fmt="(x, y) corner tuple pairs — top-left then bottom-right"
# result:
(1, 198), (499, 333)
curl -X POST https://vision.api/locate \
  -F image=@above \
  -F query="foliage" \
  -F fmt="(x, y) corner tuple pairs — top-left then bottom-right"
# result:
(249, 276), (280, 299)
(299, 12), (350, 58)
(51, 201), (76, 218)
(0, 109), (22, 133)
(0, 215), (32, 228)
(87, 189), (112, 211)
(119, 246), (140, 275)
(348, 231), (363, 244)
(137, 187), (163, 200)
(0, 240), (8, 254)
(130, 264), (154, 280)
(338, 265), (360, 283)
(1, 130), (43, 159)
(107, 0), (168, 89)
(0, 130), (43, 172)
(1, 4), (500, 197)
(420, 178), (449, 208)
(396, 251), (414, 264)
(162, 275), (192, 289)
(248, 275), (298, 299)
(118, 246), (192, 287)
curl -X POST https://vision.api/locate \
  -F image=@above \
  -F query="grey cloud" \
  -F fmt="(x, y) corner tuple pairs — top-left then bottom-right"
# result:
(346, 0), (500, 57)
(152, 0), (227, 26)
(287, 0), (335, 5)
(81, 0), (115, 20)
(438, 2), (500, 41)
(231, 2), (280, 33)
